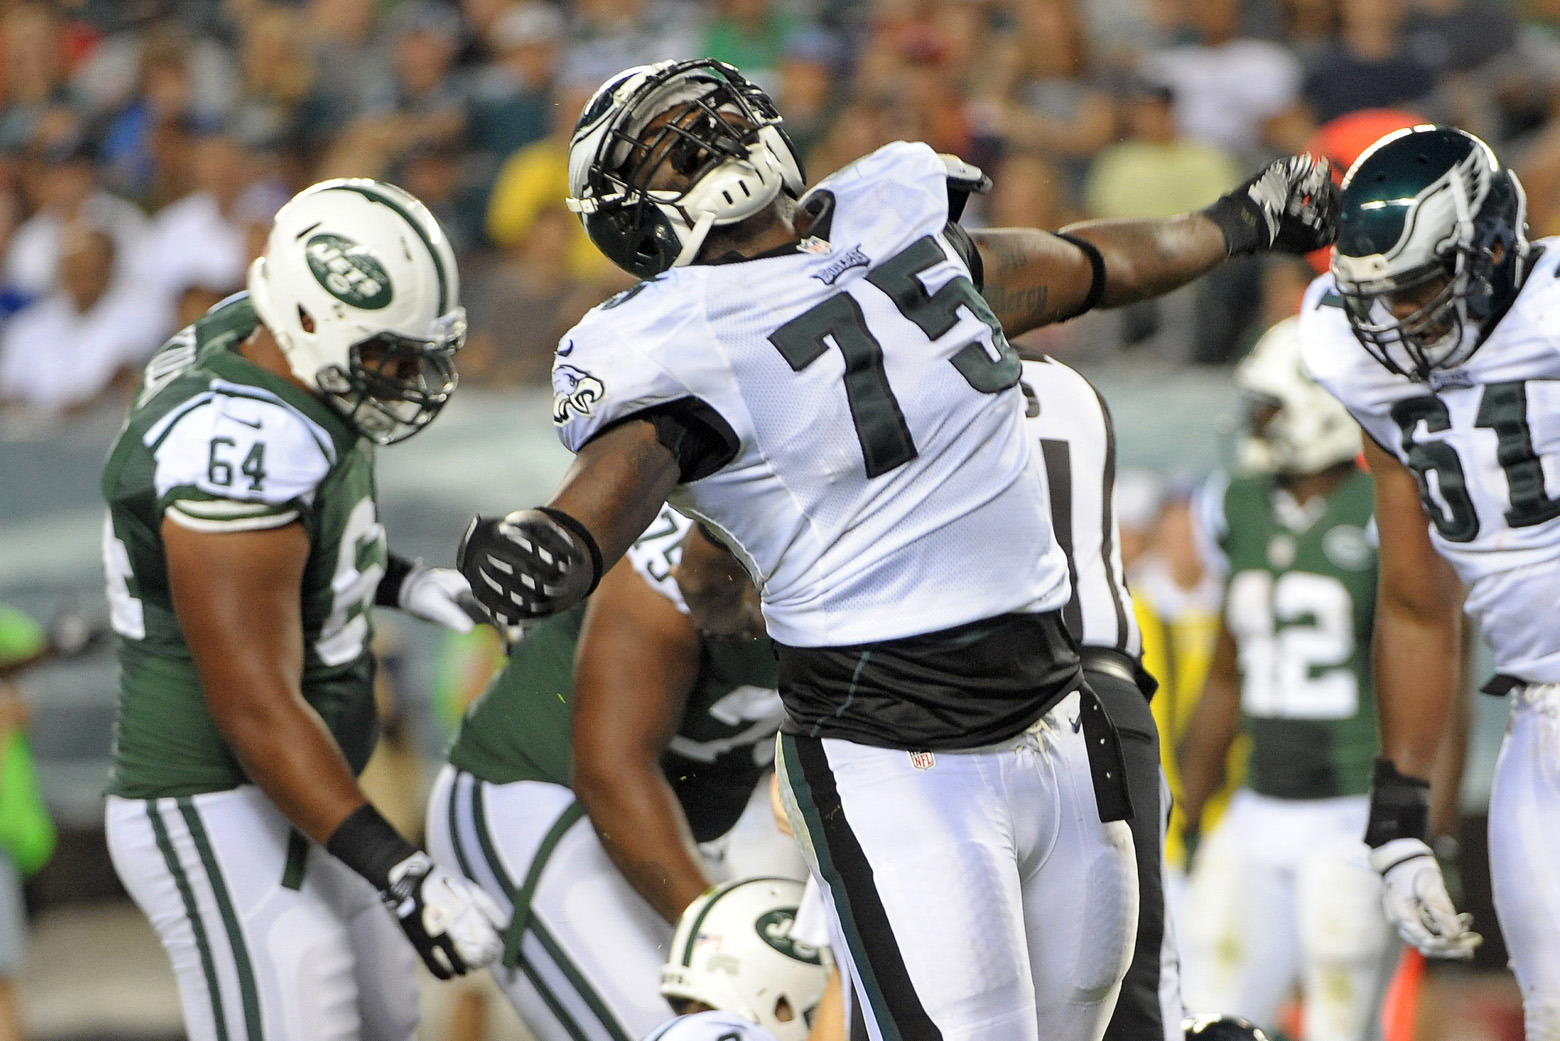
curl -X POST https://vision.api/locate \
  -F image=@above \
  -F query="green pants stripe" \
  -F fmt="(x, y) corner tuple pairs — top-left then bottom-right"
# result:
(147, 803), (230, 1041)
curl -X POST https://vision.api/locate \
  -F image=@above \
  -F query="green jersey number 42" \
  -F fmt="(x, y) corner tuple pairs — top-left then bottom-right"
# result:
(1228, 569), (1359, 720)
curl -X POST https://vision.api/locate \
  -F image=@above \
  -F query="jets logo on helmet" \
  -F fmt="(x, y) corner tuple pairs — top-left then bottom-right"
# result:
(1331, 125), (1530, 380)
(662, 877), (831, 1041)
(306, 234), (393, 310)
(247, 178), (465, 445)
(566, 59), (807, 279)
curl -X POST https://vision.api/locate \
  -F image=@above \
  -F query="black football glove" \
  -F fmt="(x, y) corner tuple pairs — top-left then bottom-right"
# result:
(457, 508), (601, 628)
(1204, 154), (1340, 257)
(381, 852), (505, 979)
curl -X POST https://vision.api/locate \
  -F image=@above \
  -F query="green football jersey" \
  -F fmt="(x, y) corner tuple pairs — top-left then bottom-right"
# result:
(447, 508), (786, 843)
(103, 295), (385, 798)
(1217, 467), (1379, 799)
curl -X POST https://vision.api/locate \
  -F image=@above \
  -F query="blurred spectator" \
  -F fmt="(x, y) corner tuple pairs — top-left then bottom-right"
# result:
(0, 4), (73, 156)
(95, 21), (235, 205)
(135, 131), (253, 328)
(989, 151), (1082, 358)
(393, 140), (476, 254)
(702, 0), (798, 89)
(466, 1), (564, 183)
(487, 78), (627, 286)
(983, 0), (1116, 197)
(304, 0), (386, 124)
(229, 3), (336, 178)
(1084, 77), (1241, 219)
(323, 0), (467, 178)
(464, 203), (605, 386)
(0, 221), (162, 416)
(1298, 0), (1440, 127)
(1141, 0), (1303, 157)
(562, 0), (702, 89)
(1406, 0), (1518, 80)
(5, 126), (147, 304)
(771, 27), (845, 165)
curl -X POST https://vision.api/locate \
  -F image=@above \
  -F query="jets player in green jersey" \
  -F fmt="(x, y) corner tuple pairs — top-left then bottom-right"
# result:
(1178, 318), (1397, 1041)
(427, 504), (807, 1041)
(102, 178), (504, 1041)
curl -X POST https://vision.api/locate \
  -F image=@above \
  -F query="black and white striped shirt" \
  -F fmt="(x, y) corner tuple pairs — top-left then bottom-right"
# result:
(1021, 358), (1142, 656)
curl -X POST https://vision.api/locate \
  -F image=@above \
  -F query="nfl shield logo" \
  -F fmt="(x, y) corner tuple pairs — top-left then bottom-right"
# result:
(909, 751), (935, 770)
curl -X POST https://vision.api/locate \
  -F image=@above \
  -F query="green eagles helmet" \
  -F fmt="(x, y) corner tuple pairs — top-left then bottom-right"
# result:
(1331, 125), (1529, 381)
(565, 59), (806, 280)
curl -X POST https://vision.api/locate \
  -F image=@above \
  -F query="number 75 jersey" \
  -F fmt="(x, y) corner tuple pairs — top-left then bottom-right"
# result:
(1299, 252), (1560, 684)
(552, 142), (1070, 648)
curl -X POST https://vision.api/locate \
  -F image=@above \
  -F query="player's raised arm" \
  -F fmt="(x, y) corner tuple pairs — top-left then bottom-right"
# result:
(971, 155), (1340, 337)
(571, 557), (710, 924)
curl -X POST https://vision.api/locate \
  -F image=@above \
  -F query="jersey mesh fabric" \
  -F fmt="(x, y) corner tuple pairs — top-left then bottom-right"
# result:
(103, 296), (381, 798)
(1301, 251), (1560, 682)
(556, 142), (1070, 650)
(1220, 469), (1379, 798)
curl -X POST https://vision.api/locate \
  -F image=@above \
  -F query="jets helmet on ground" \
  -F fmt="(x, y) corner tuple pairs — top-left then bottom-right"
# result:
(1183, 1014), (1271, 1040)
(1331, 125), (1529, 380)
(661, 877), (830, 1041)
(566, 59), (806, 279)
(247, 178), (464, 445)
(1234, 316), (1360, 476)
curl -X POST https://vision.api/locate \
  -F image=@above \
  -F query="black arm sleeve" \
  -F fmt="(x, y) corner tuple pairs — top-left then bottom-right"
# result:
(597, 397), (740, 483)
(943, 221), (984, 291)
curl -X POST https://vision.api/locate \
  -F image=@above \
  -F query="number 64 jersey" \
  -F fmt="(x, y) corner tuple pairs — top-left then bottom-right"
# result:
(101, 294), (386, 799)
(1299, 253), (1560, 684)
(552, 142), (1069, 652)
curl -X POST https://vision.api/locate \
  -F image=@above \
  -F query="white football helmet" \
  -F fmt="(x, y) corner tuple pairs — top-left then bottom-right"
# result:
(566, 59), (806, 279)
(247, 178), (464, 445)
(662, 878), (831, 1041)
(1234, 317), (1360, 476)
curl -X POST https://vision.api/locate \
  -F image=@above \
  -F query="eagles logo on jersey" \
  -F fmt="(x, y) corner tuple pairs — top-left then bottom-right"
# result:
(553, 363), (606, 423)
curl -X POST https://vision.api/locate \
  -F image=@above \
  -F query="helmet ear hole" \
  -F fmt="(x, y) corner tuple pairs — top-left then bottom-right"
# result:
(297, 305), (316, 334)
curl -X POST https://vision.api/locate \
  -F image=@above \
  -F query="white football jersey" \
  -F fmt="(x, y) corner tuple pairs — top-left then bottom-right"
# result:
(1299, 245), (1560, 683)
(553, 142), (1069, 647)
(1019, 358), (1141, 656)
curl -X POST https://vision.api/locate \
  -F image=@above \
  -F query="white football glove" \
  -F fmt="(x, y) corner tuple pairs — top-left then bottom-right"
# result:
(399, 562), (479, 633)
(1368, 838), (1482, 959)
(383, 852), (506, 978)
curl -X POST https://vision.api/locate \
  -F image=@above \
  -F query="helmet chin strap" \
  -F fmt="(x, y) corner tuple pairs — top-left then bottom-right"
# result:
(672, 211), (718, 268)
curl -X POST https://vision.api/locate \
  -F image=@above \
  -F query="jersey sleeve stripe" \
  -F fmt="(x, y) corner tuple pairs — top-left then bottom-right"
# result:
(166, 502), (300, 533)
(210, 380), (338, 464)
(143, 392), (217, 451)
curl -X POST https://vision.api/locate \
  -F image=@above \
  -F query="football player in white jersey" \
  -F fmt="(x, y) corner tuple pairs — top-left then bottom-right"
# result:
(457, 58), (1339, 1041)
(1299, 125), (1560, 1040)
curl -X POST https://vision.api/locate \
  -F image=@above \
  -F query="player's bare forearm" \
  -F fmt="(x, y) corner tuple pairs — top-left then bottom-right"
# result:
(572, 559), (711, 923)
(1177, 624), (1241, 829)
(1364, 436), (1465, 780)
(164, 518), (371, 845)
(971, 215), (1226, 338)
(550, 419), (682, 573)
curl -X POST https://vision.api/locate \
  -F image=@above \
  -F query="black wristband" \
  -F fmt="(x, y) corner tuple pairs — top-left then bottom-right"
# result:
(1202, 192), (1265, 257)
(376, 552), (417, 607)
(1052, 232), (1106, 320)
(326, 803), (419, 890)
(535, 506), (604, 597)
(1364, 757), (1432, 848)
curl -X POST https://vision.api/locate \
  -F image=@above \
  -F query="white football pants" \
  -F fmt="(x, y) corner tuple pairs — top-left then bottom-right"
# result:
(425, 766), (807, 1041)
(1489, 684), (1560, 1041)
(776, 693), (1139, 1041)
(1180, 790), (1397, 1041)
(106, 787), (419, 1041)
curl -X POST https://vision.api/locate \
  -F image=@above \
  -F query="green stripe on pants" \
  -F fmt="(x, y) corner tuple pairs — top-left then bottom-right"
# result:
(147, 802), (230, 1041)
(179, 799), (263, 1041)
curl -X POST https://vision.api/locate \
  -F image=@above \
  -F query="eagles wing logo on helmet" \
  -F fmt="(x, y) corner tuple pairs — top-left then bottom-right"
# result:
(553, 364), (605, 424)
(305, 234), (393, 310)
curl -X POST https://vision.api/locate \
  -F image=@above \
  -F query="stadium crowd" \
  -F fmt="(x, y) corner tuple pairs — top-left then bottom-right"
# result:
(0, 0), (1556, 420)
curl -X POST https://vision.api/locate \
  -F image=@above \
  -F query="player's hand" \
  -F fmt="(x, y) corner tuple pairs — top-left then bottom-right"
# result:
(398, 562), (481, 633)
(382, 852), (506, 979)
(1368, 838), (1482, 959)
(48, 610), (111, 658)
(1207, 154), (1340, 256)
(457, 510), (598, 627)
